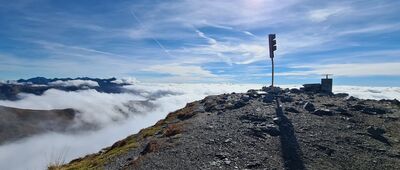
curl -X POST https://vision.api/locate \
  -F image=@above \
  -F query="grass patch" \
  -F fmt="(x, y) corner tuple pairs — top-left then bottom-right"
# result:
(140, 125), (162, 138)
(47, 147), (68, 170)
(55, 122), (165, 169)
(55, 135), (139, 170)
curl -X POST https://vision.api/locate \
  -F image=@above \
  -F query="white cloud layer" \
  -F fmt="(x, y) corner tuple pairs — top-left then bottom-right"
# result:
(333, 86), (400, 100)
(49, 80), (99, 87)
(0, 89), (145, 125)
(111, 77), (140, 85)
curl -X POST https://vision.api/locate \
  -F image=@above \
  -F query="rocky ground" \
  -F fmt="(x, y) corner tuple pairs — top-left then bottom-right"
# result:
(56, 87), (400, 170)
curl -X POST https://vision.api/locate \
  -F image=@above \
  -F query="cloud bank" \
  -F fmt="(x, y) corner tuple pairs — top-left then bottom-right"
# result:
(111, 77), (140, 85)
(49, 80), (99, 87)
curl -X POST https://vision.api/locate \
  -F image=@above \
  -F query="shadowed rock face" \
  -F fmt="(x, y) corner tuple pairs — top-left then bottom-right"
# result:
(57, 87), (400, 170)
(0, 106), (76, 144)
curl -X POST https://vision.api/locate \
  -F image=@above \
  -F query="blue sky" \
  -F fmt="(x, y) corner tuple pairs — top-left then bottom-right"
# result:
(0, 0), (399, 86)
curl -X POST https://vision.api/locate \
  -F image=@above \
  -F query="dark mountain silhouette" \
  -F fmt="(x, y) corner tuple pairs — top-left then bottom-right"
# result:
(0, 77), (132, 100)
(0, 105), (77, 145)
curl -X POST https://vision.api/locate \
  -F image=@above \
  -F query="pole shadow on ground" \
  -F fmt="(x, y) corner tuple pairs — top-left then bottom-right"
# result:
(275, 98), (306, 170)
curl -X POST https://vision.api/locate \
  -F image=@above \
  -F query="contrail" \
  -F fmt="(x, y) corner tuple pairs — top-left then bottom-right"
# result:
(130, 8), (174, 58)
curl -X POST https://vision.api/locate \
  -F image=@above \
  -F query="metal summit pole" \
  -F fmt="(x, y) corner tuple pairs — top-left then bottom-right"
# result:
(271, 57), (274, 87)
(268, 34), (277, 87)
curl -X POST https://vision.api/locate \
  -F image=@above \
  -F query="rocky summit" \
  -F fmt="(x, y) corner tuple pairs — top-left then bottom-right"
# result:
(55, 87), (400, 170)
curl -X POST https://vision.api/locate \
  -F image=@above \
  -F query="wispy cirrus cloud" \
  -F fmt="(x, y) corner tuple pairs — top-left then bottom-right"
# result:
(144, 64), (216, 78)
(308, 6), (350, 22)
(338, 23), (400, 35)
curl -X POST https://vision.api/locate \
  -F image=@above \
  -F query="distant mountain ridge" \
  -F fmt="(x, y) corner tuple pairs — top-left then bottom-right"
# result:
(16, 77), (124, 85)
(0, 77), (132, 100)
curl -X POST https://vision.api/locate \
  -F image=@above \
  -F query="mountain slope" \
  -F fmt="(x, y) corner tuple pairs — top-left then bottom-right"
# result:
(0, 105), (76, 144)
(55, 87), (400, 170)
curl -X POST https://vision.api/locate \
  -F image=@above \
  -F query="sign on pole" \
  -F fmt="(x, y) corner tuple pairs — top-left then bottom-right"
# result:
(268, 34), (277, 87)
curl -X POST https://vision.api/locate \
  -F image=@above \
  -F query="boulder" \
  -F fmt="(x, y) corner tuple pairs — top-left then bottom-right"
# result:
(283, 88), (290, 93)
(335, 107), (352, 117)
(246, 161), (262, 169)
(203, 97), (217, 112)
(385, 114), (399, 121)
(247, 89), (257, 94)
(215, 152), (230, 159)
(347, 96), (358, 101)
(225, 102), (234, 109)
(262, 86), (281, 94)
(263, 94), (275, 103)
(246, 90), (259, 98)
(366, 126), (390, 145)
(264, 125), (280, 136)
(362, 107), (387, 115)
(281, 95), (293, 102)
(392, 99), (400, 105)
(285, 107), (300, 113)
(140, 140), (160, 155)
(303, 102), (315, 112)
(322, 103), (335, 107)
(380, 99), (400, 106)
(289, 88), (301, 94)
(249, 125), (280, 138)
(367, 126), (385, 136)
(350, 104), (364, 111)
(273, 117), (281, 124)
(312, 109), (334, 116)
(240, 95), (251, 102)
(335, 93), (349, 98)
(233, 100), (246, 109)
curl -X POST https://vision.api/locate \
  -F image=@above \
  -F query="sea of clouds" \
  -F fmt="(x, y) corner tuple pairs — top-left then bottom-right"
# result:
(48, 80), (100, 87)
(0, 82), (399, 170)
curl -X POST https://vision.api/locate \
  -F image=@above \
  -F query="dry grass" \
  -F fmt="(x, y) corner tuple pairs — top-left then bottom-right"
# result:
(47, 148), (68, 170)
(164, 123), (183, 137)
